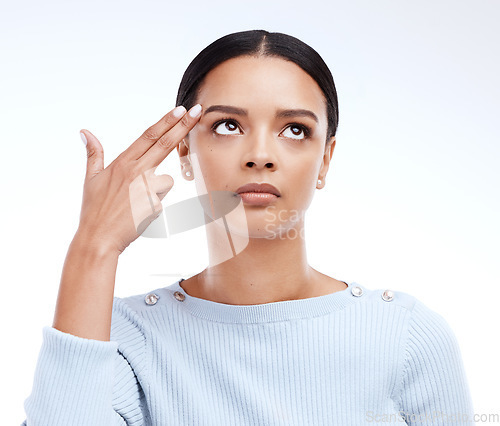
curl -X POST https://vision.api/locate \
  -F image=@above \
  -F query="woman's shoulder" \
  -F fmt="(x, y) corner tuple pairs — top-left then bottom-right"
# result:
(109, 284), (169, 348)
(113, 278), (179, 308)
(353, 281), (421, 313)
(111, 279), (181, 329)
(358, 281), (462, 349)
(354, 281), (460, 338)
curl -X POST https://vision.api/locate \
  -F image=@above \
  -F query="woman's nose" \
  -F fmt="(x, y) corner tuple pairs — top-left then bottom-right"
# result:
(244, 158), (276, 170)
(241, 131), (278, 171)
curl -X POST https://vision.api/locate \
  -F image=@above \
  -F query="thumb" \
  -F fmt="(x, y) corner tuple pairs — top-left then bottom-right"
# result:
(80, 130), (104, 180)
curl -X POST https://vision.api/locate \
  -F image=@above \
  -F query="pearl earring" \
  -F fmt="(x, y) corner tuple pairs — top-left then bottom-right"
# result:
(186, 171), (192, 177)
(317, 179), (322, 185)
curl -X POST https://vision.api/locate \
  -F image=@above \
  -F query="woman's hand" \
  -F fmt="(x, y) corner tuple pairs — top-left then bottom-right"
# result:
(76, 104), (202, 255)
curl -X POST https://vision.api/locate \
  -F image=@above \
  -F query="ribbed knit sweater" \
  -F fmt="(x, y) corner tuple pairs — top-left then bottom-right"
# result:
(21, 278), (475, 425)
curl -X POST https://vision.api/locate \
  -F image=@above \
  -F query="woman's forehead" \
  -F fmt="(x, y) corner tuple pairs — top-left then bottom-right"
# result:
(196, 56), (326, 116)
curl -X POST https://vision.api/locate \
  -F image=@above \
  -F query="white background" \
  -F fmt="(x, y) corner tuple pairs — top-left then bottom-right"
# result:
(2, 0), (498, 423)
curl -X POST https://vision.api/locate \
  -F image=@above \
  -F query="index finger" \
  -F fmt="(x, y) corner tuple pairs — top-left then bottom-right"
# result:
(120, 105), (187, 162)
(137, 104), (202, 170)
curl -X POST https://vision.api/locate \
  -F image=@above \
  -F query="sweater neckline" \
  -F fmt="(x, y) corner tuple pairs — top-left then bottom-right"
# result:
(164, 278), (365, 324)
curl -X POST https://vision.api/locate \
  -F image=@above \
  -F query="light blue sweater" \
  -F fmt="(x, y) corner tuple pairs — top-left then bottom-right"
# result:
(22, 278), (475, 425)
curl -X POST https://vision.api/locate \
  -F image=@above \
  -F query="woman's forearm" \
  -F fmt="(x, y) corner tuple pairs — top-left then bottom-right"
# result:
(52, 233), (120, 342)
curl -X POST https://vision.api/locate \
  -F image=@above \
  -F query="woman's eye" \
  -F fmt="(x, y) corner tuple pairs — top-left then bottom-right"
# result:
(212, 121), (309, 139)
(281, 125), (307, 140)
(213, 120), (241, 135)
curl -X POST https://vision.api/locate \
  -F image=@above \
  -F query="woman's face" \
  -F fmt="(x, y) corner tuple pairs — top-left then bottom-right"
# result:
(177, 55), (335, 239)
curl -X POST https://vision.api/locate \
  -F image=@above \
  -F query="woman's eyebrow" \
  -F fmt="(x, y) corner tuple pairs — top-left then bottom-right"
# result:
(204, 105), (319, 123)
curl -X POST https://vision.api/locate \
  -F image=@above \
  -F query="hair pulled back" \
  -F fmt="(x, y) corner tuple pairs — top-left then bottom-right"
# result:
(176, 29), (339, 141)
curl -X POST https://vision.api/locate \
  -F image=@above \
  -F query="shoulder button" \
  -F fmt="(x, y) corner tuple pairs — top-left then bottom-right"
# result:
(351, 286), (363, 297)
(173, 291), (186, 302)
(381, 289), (394, 302)
(145, 293), (159, 305)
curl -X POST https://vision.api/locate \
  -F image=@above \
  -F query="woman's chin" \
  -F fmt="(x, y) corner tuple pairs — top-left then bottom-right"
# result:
(228, 217), (300, 241)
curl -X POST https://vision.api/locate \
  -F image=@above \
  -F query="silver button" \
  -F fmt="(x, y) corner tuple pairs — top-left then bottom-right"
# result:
(381, 289), (394, 302)
(145, 293), (159, 305)
(173, 291), (186, 302)
(351, 286), (363, 297)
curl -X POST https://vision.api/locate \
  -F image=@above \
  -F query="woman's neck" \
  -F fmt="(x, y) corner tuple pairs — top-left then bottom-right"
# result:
(180, 222), (346, 305)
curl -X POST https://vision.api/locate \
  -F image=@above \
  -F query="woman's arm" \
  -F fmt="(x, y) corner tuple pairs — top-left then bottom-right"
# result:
(21, 104), (202, 424)
(52, 233), (120, 341)
(396, 299), (475, 425)
(21, 301), (148, 426)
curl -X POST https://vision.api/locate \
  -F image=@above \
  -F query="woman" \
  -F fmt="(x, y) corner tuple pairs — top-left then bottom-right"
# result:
(22, 30), (474, 425)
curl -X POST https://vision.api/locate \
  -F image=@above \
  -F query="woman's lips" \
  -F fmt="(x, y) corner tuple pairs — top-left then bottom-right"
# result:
(237, 192), (279, 206)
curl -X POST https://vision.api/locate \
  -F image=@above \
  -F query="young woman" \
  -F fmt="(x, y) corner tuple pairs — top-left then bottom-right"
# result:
(22, 30), (474, 425)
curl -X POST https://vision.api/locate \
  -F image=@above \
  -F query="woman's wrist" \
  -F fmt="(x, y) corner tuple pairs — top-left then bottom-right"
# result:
(71, 228), (121, 259)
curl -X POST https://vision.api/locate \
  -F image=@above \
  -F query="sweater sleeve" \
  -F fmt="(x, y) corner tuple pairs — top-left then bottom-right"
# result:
(21, 298), (148, 426)
(396, 299), (475, 425)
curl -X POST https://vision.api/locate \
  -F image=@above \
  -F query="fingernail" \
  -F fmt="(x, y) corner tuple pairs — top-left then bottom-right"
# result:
(189, 104), (202, 118)
(172, 106), (186, 118)
(80, 132), (87, 146)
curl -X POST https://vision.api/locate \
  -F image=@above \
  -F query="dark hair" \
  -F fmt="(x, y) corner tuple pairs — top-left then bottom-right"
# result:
(176, 29), (339, 141)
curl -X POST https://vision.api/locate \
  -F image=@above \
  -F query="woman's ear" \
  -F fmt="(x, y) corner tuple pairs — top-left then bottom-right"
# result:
(326, 136), (336, 157)
(317, 136), (336, 182)
(176, 138), (189, 158)
(177, 138), (194, 180)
